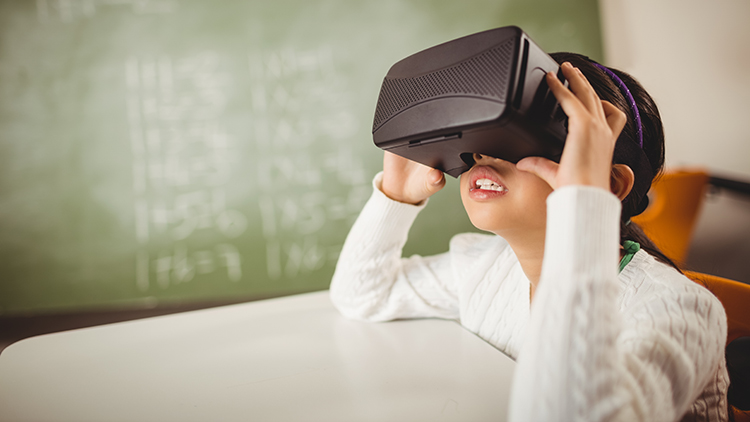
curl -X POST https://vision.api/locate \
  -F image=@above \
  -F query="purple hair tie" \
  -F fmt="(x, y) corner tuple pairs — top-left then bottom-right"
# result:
(594, 63), (644, 149)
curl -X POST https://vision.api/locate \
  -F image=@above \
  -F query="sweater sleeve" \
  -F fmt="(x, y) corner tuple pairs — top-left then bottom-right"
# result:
(329, 172), (459, 322)
(508, 186), (728, 422)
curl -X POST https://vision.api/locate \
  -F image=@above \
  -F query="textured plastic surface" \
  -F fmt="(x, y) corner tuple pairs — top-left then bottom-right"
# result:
(373, 26), (567, 177)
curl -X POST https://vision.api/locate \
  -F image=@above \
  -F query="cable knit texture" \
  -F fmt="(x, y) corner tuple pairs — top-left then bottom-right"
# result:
(329, 173), (729, 422)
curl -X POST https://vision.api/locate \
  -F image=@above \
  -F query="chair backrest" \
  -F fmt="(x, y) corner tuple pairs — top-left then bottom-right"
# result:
(685, 271), (750, 421)
(685, 271), (750, 346)
(632, 169), (709, 265)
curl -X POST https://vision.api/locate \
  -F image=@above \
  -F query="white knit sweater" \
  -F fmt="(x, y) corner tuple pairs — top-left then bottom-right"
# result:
(329, 173), (729, 421)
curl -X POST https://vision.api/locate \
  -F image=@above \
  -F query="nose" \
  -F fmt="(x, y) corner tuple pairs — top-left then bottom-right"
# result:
(472, 153), (512, 168)
(473, 153), (491, 163)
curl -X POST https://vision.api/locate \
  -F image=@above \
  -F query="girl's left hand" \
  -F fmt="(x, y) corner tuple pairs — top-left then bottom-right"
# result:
(517, 62), (627, 191)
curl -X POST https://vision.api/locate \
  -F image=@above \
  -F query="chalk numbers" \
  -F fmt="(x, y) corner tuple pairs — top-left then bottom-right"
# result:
(250, 47), (369, 280)
(127, 53), (245, 291)
(126, 46), (371, 290)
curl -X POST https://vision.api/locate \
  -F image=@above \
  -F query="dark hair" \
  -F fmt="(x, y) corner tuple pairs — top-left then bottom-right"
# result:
(549, 52), (680, 271)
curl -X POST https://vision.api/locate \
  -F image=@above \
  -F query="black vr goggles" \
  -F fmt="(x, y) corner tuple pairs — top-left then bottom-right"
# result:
(372, 26), (568, 177)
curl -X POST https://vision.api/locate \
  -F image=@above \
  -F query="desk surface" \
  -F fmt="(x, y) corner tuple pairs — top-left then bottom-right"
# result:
(0, 291), (516, 422)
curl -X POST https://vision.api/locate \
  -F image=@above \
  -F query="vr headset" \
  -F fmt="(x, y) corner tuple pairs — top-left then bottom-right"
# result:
(372, 26), (568, 177)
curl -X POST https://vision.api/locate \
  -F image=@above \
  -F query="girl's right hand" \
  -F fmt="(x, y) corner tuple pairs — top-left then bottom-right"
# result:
(516, 62), (627, 191)
(381, 151), (445, 205)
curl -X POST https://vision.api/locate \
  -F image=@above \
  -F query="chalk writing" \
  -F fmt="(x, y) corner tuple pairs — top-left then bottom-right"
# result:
(154, 243), (242, 288)
(250, 46), (369, 279)
(126, 53), (244, 291)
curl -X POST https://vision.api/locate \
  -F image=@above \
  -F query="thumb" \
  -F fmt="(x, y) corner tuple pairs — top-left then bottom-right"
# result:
(517, 157), (559, 189)
(424, 168), (446, 195)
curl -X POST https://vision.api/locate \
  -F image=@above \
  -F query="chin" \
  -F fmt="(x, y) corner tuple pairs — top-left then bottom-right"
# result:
(462, 200), (504, 234)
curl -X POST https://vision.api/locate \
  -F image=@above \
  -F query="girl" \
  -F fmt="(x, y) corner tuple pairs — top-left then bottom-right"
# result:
(329, 52), (729, 421)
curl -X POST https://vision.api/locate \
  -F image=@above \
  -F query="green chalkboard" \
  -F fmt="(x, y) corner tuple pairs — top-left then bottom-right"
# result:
(0, 0), (602, 315)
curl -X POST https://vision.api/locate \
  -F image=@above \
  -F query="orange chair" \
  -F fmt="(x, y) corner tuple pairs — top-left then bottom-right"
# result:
(632, 169), (709, 265)
(685, 271), (750, 421)
(633, 169), (749, 418)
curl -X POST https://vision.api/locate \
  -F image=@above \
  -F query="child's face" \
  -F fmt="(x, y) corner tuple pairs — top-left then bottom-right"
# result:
(459, 153), (553, 237)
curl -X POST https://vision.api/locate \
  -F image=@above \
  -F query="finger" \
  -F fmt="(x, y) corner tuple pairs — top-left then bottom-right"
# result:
(383, 150), (404, 170)
(559, 63), (604, 119)
(422, 168), (445, 197)
(516, 157), (560, 189)
(427, 168), (445, 187)
(384, 150), (422, 168)
(602, 100), (627, 135)
(546, 70), (588, 121)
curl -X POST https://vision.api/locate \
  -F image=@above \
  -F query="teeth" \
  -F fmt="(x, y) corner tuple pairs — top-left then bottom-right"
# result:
(475, 178), (506, 192)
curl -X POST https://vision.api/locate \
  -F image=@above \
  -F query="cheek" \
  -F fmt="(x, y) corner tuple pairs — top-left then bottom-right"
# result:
(517, 177), (553, 213)
(516, 192), (549, 226)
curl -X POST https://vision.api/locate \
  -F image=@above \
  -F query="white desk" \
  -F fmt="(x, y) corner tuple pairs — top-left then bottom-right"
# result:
(0, 291), (516, 422)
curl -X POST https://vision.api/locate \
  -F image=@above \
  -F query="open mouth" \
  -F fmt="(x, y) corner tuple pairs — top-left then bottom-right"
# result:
(469, 165), (508, 192)
(473, 178), (507, 192)
(465, 165), (509, 200)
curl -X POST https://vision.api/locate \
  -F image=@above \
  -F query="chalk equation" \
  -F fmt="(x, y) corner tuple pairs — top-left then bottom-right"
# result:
(125, 45), (373, 290)
(126, 52), (244, 291)
(136, 243), (241, 291)
(249, 46), (370, 280)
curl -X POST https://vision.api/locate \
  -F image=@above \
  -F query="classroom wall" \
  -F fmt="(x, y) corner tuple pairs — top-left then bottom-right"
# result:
(599, 0), (750, 283)
(0, 0), (604, 315)
(599, 0), (750, 179)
